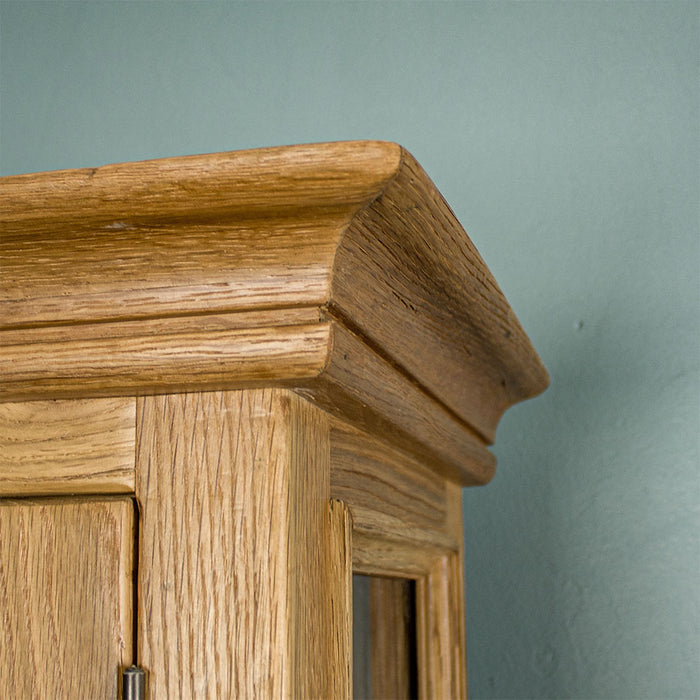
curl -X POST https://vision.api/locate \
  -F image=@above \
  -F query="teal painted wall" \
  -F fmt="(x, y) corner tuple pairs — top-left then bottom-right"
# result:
(1, 2), (697, 697)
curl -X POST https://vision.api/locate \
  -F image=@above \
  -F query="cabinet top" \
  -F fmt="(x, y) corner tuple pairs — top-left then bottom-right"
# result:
(0, 141), (548, 485)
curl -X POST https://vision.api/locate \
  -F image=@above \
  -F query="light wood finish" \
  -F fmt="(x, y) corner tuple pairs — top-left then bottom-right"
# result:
(1, 140), (548, 486)
(416, 553), (468, 700)
(310, 320), (495, 486)
(416, 482), (468, 699)
(0, 141), (549, 697)
(1, 313), (494, 487)
(0, 497), (134, 698)
(0, 143), (396, 236)
(352, 522), (466, 697)
(331, 418), (461, 577)
(0, 144), (396, 328)
(370, 577), (415, 700)
(135, 388), (349, 698)
(351, 510), (458, 579)
(333, 147), (547, 443)
(331, 418), (447, 533)
(329, 498), (353, 700)
(335, 420), (467, 696)
(0, 398), (135, 495)
(0, 312), (329, 402)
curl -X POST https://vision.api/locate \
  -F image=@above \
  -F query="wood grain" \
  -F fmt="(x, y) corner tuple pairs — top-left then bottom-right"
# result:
(1, 216), (344, 329)
(348, 474), (466, 698)
(416, 553), (468, 700)
(1, 312), (496, 488)
(0, 497), (134, 698)
(1, 140), (548, 457)
(333, 146), (548, 442)
(135, 389), (348, 698)
(0, 142), (400, 328)
(417, 482), (467, 700)
(0, 398), (135, 495)
(0, 141), (400, 235)
(352, 515), (458, 579)
(1, 315), (330, 401)
(370, 577), (415, 700)
(328, 498), (353, 700)
(330, 417), (447, 532)
(306, 320), (496, 486)
(0, 140), (548, 699)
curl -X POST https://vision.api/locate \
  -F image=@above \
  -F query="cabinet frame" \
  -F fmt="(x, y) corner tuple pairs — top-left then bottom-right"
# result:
(0, 141), (548, 698)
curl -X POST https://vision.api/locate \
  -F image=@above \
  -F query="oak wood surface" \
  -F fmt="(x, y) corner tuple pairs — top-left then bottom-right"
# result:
(333, 147), (547, 442)
(1, 309), (495, 487)
(308, 319), (496, 486)
(1, 216), (344, 329)
(416, 553), (468, 700)
(1, 314), (329, 402)
(370, 577), (415, 700)
(135, 389), (348, 699)
(1, 142), (399, 234)
(416, 482), (468, 699)
(0, 398), (135, 496)
(330, 416), (466, 577)
(329, 498), (353, 700)
(0, 497), (134, 698)
(0, 142), (399, 329)
(1, 141), (548, 485)
(351, 486), (467, 700)
(330, 418), (447, 533)
(0, 140), (549, 699)
(337, 445), (467, 699)
(351, 514), (458, 579)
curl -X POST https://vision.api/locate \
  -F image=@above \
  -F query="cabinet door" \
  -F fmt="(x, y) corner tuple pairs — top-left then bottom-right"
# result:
(0, 497), (134, 698)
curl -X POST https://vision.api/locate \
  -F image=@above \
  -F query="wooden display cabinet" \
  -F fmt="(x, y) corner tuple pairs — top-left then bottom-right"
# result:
(0, 141), (548, 698)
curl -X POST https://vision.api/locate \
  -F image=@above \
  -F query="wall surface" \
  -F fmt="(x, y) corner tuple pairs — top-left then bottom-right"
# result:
(1, 2), (697, 698)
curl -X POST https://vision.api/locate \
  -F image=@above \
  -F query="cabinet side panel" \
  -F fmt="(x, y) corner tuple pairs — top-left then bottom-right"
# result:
(0, 497), (134, 698)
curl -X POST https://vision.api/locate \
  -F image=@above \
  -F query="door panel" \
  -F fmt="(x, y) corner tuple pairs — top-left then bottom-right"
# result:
(0, 497), (134, 698)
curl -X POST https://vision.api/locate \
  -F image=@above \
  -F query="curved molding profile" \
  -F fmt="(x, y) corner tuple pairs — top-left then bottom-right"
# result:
(0, 141), (548, 485)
